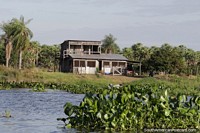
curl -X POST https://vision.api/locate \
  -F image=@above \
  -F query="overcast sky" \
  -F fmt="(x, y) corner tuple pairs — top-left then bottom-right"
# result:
(0, 0), (200, 50)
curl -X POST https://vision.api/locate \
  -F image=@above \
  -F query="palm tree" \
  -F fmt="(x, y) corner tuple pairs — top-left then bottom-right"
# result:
(30, 41), (41, 66)
(102, 34), (120, 54)
(0, 21), (16, 67)
(12, 16), (33, 69)
(132, 43), (150, 61)
(23, 41), (41, 68)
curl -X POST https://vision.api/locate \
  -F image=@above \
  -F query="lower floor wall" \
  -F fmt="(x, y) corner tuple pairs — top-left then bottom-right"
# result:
(61, 58), (127, 75)
(73, 67), (96, 74)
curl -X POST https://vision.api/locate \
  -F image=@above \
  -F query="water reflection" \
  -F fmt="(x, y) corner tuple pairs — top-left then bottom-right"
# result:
(0, 89), (84, 133)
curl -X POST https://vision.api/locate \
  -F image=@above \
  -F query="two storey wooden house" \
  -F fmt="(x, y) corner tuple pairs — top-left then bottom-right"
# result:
(60, 40), (128, 75)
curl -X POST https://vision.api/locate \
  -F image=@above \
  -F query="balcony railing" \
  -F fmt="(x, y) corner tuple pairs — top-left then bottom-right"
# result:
(63, 50), (101, 58)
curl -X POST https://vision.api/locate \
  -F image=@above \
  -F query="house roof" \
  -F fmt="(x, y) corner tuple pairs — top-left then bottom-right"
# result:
(61, 40), (102, 46)
(127, 60), (141, 64)
(69, 54), (128, 61)
(65, 40), (101, 43)
(62, 40), (101, 44)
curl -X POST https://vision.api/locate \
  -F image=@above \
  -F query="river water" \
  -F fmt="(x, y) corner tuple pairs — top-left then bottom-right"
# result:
(0, 89), (85, 133)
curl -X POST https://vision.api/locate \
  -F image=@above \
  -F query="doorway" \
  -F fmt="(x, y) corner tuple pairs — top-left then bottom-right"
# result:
(99, 61), (102, 71)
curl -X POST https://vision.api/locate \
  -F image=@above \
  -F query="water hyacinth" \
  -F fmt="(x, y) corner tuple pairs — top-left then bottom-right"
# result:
(61, 85), (200, 132)
(0, 81), (106, 93)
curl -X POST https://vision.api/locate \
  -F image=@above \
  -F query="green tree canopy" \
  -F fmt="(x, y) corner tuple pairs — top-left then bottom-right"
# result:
(38, 44), (59, 70)
(23, 41), (41, 68)
(0, 40), (5, 64)
(122, 47), (133, 61)
(0, 19), (16, 67)
(12, 16), (33, 69)
(102, 34), (120, 54)
(131, 43), (150, 61)
(148, 44), (186, 73)
(0, 16), (33, 69)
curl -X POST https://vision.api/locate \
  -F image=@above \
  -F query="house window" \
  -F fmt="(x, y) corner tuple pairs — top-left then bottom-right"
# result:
(74, 60), (79, 67)
(80, 61), (85, 67)
(103, 62), (109, 67)
(87, 61), (95, 67)
(119, 62), (125, 67)
(112, 62), (118, 67)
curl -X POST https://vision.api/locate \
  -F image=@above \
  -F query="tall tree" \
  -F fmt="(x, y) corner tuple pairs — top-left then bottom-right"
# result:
(196, 51), (200, 75)
(122, 47), (133, 60)
(131, 43), (150, 61)
(102, 34), (120, 54)
(38, 44), (59, 70)
(185, 48), (197, 75)
(148, 43), (186, 74)
(23, 41), (41, 68)
(0, 20), (16, 67)
(12, 16), (33, 69)
(0, 40), (5, 64)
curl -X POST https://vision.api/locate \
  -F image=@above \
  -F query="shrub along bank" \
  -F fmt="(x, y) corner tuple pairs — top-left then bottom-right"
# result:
(1, 76), (200, 95)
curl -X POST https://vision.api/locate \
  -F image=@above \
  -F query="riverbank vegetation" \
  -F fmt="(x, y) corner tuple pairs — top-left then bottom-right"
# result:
(0, 65), (200, 95)
(0, 65), (138, 85)
(62, 85), (200, 132)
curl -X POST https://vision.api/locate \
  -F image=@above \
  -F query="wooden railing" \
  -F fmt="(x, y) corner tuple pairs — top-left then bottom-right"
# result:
(63, 50), (101, 58)
(112, 67), (123, 76)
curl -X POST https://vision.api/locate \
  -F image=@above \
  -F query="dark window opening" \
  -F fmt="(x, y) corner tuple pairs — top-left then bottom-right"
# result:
(87, 61), (95, 67)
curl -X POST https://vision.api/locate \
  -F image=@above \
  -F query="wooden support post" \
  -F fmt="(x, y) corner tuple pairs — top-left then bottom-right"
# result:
(112, 67), (114, 76)
(72, 60), (75, 73)
(92, 45), (93, 54)
(81, 45), (83, 54)
(85, 60), (87, 71)
(102, 61), (104, 74)
(139, 61), (142, 75)
(89, 47), (91, 55)
(101, 61), (103, 72)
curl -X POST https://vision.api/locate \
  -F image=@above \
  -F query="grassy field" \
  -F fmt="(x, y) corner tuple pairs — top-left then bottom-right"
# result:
(0, 65), (140, 85)
(130, 75), (200, 95)
(1, 65), (200, 95)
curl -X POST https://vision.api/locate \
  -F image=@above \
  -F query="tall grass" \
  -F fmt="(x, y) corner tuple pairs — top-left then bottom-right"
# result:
(0, 65), (138, 85)
(130, 75), (200, 95)
(1, 65), (200, 95)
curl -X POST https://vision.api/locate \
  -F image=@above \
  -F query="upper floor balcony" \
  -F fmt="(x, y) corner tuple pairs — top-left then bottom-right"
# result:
(61, 40), (102, 58)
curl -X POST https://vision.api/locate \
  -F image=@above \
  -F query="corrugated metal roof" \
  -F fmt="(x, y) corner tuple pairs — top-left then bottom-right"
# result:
(69, 54), (128, 61)
(63, 40), (101, 43)
(67, 40), (101, 42)
(61, 40), (102, 46)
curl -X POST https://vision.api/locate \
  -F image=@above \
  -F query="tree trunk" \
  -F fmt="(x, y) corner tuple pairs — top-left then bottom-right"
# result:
(5, 41), (12, 67)
(105, 49), (107, 54)
(19, 50), (23, 69)
(6, 58), (9, 67)
(36, 49), (38, 66)
(139, 61), (142, 76)
(109, 49), (111, 54)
